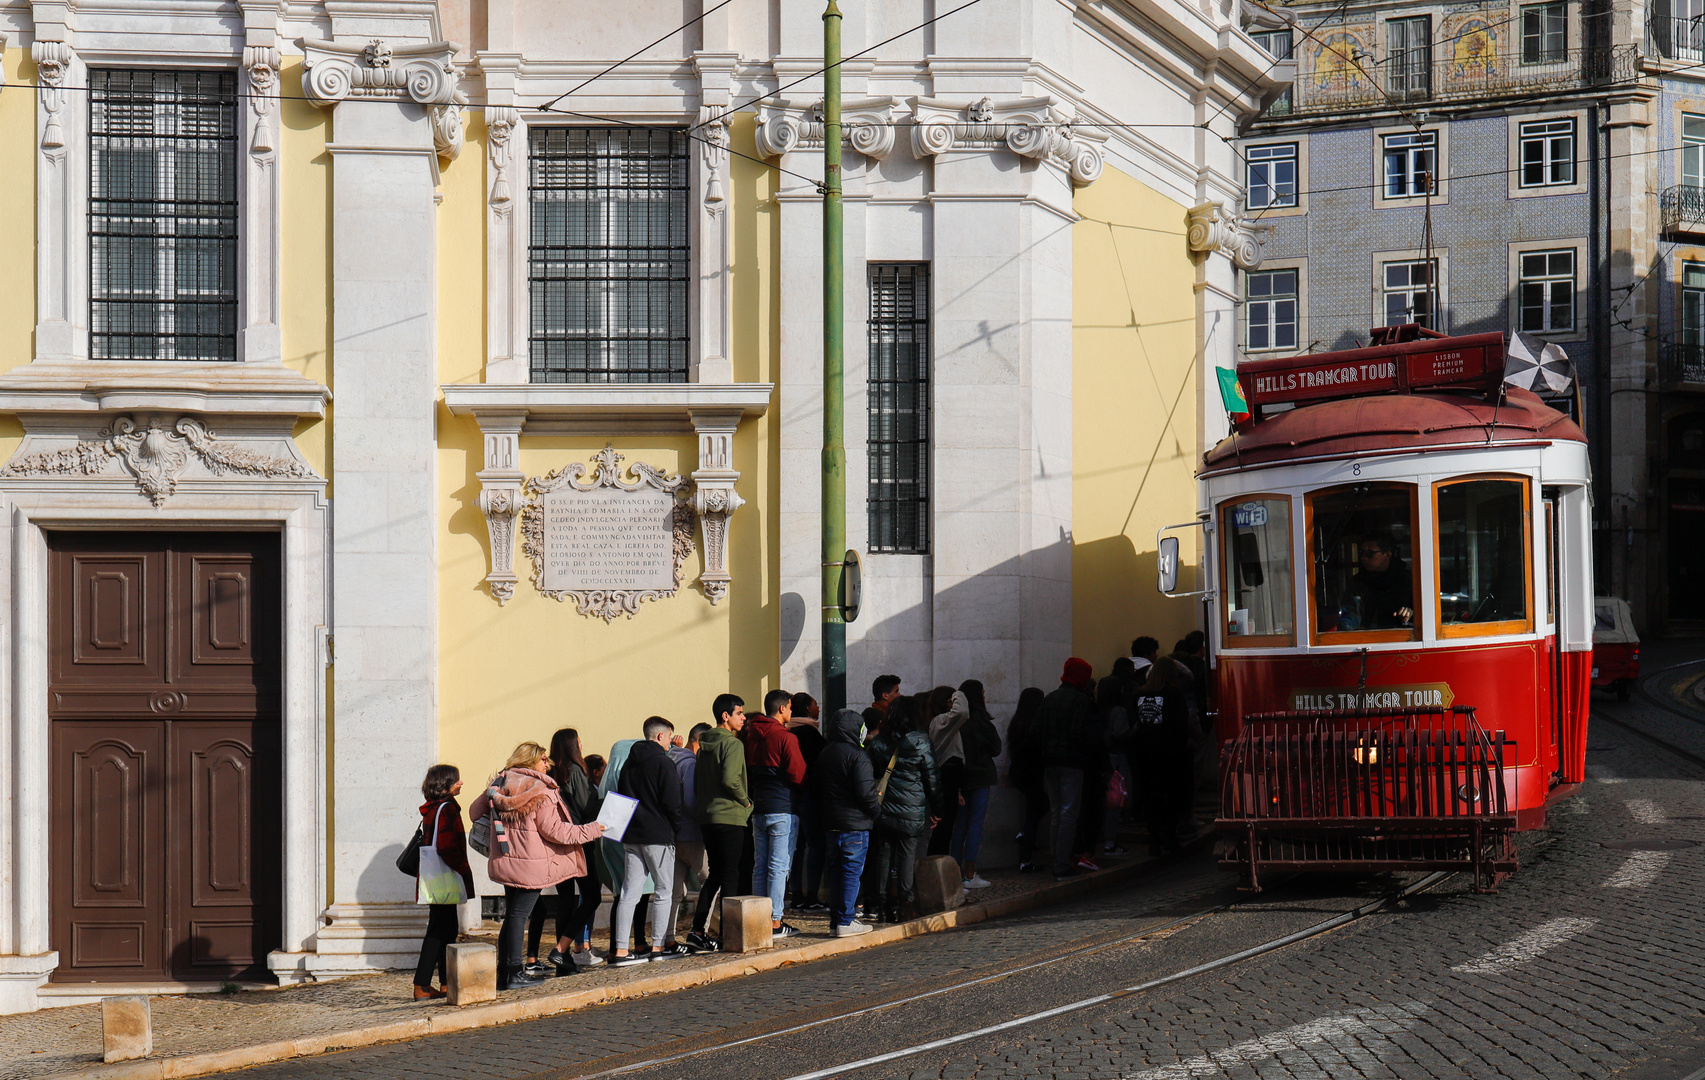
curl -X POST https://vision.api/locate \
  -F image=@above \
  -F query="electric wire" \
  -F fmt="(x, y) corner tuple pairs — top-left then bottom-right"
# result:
(536, 0), (738, 112)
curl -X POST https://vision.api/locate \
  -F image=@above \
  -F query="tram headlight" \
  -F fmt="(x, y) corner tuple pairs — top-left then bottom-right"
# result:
(1353, 742), (1379, 765)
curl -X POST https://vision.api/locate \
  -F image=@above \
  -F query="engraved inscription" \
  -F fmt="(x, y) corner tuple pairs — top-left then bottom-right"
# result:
(540, 487), (676, 593)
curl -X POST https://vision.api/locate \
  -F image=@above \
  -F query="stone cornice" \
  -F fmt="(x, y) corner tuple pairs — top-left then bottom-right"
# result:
(441, 383), (772, 436)
(910, 95), (1106, 187)
(753, 97), (905, 161)
(0, 362), (330, 418)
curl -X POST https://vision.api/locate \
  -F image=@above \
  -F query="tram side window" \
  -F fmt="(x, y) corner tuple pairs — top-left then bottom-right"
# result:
(1436, 478), (1530, 633)
(1309, 484), (1418, 638)
(1220, 497), (1294, 644)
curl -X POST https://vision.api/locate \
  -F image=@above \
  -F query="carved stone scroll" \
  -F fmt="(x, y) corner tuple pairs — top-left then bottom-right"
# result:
(32, 41), (73, 156)
(908, 95), (1106, 187)
(245, 46), (282, 157)
(485, 106), (518, 211)
(1186, 201), (1268, 271)
(754, 97), (903, 161)
(0, 415), (316, 507)
(520, 446), (697, 621)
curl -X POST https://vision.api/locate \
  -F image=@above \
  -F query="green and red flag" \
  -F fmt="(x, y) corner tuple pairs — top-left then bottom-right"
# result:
(1216, 365), (1250, 422)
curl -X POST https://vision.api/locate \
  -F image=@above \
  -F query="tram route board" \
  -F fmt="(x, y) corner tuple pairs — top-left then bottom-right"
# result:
(539, 486), (676, 593)
(1237, 332), (1506, 408)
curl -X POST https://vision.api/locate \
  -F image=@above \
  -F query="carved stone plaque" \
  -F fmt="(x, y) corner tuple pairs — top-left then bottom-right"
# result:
(539, 486), (676, 593)
(520, 445), (696, 621)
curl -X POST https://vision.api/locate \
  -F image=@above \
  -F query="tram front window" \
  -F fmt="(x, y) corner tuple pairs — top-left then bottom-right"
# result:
(1436, 477), (1530, 634)
(1220, 497), (1294, 644)
(1309, 483), (1419, 639)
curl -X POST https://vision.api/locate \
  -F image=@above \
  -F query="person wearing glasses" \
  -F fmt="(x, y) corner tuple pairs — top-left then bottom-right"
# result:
(1346, 534), (1414, 629)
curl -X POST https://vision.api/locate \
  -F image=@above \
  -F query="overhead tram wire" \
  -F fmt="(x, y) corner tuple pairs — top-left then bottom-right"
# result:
(536, 0), (738, 113)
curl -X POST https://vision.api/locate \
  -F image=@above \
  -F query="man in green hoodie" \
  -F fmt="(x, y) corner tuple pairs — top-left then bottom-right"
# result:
(686, 693), (752, 952)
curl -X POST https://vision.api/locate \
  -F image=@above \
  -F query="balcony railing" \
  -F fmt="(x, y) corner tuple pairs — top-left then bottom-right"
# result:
(1662, 185), (1705, 234)
(1661, 341), (1705, 389)
(1278, 45), (1639, 117)
(1649, 15), (1705, 63)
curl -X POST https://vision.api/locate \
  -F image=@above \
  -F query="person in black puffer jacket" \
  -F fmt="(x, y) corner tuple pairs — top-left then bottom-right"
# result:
(811, 708), (882, 935)
(1037, 657), (1102, 880)
(862, 697), (940, 922)
(611, 717), (683, 963)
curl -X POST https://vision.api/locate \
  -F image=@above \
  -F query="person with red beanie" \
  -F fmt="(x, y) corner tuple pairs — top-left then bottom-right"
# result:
(1037, 657), (1103, 880)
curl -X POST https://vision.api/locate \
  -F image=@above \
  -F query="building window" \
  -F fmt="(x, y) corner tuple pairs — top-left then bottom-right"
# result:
(528, 127), (690, 383)
(1518, 250), (1575, 332)
(1521, 3), (1567, 63)
(1383, 259), (1437, 328)
(1251, 30), (1293, 114)
(1683, 262), (1705, 348)
(1382, 131), (1437, 198)
(1686, 115), (1705, 190)
(89, 69), (238, 362)
(868, 264), (931, 555)
(1519, 119), (1576, 187)
(1245, 269), (1298, 351)
(1246, 144), (1298, 210)
(1386, 16), (1432, 98)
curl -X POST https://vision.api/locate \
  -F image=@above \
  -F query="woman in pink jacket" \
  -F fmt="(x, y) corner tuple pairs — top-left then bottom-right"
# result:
(470, 741), (605, 990)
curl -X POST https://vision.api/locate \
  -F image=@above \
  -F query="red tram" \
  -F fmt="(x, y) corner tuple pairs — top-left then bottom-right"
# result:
(1167, 328), (1592, 891)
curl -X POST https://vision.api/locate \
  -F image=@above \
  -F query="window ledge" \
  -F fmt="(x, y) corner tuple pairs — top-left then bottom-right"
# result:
(0, 362), (329, 419)
(440, 382), (774, 435)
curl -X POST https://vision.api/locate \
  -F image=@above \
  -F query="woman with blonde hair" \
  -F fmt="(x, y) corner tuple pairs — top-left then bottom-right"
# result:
(470, 741), (605, 990)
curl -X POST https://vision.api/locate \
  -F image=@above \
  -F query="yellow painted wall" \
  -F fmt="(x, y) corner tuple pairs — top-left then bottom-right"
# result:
(435, 114), (783, 788)
(0, 47), (38, 457)
(1071, 165), (1202, 674)
(279, 58), (332, 480)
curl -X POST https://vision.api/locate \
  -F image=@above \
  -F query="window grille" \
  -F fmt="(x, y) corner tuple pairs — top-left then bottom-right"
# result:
(89, 69), (238, 361)
(868, 264), (930, 555)
(1384, 259), (1438, 328)
(1519, 119), (1576, 187)
(529, 127), (690, 383)
(1245, 269), (1298, 351)
(1519, 250), (1575, 332)
(1246, 144), (1298, 210)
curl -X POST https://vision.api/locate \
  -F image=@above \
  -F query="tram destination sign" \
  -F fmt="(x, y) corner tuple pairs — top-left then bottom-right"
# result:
(1238, 332), (1506, 409)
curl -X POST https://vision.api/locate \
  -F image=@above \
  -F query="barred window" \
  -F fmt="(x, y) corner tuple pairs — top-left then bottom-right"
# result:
(90, 69), (238, 361)
(868, 265), (930, 555)
(529, 127), (690, 383)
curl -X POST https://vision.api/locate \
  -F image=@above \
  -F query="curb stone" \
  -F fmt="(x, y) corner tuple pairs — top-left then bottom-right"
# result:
(40, 840), (1206, 1080)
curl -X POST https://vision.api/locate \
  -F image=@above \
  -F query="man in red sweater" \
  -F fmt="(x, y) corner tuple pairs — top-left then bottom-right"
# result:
(741, 688), (808, 935)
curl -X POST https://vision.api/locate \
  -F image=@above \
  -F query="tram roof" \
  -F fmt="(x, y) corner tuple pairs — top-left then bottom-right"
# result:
(1202, 385), (1585, 473)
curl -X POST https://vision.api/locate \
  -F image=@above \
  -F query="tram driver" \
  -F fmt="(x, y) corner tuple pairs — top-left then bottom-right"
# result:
(1343, 533), (1414, 630)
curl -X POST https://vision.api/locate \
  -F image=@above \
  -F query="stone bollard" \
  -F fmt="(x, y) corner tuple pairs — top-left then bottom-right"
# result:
(103, 996), (151, 1063)
(912, 855), (965, 916)
(720, 895), (773, 952)
(446, 942), (497, 1005)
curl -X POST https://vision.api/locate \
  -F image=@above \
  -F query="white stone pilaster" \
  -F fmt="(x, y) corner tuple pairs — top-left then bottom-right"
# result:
(693, 53), (739, 384)
(31, 39), (82, 363)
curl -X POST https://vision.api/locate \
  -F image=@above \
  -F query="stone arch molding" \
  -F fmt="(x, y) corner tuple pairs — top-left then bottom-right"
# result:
(0, 414), (318, 507)
(519, 445), (698, 622)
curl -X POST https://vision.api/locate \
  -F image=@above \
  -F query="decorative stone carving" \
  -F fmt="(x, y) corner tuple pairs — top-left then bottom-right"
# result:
(485, 106), (518, 210)
(754, 97), (903, 161)
(1186, 201), (1268, 270)
(908, 95), (1106, 187)
(300, 38), (461, 108)
(689, 411), (745, 605)
(520, 446), (697, 621)
(474, 415), (524, 605)
(31, 41), (73, 155)
(699, 106), (731, 212)
(431, 104), (464, 160)
(245, 46), (282, 157)
(0, 415), (316, 507)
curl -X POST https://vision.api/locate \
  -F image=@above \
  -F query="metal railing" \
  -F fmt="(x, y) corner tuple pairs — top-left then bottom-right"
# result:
(1217, 707), (1518, 892)
(1280, 45), (1639, 116)
(1650, 15), (1705, 62)
(1662, 185), (1705, 234)
(1661, 341), (1705, 388)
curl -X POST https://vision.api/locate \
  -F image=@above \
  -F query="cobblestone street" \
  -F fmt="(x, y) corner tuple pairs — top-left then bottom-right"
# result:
(170, 655), (1705, 1080)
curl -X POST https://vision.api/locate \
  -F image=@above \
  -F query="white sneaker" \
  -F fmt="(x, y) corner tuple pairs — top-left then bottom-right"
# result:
(571, 950), (604, 968)
(963, 874), (992, 889)
(832, 920), (874, 938)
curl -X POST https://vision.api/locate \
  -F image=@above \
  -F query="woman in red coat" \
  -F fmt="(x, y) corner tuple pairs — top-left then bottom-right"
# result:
(414, 764), (476, 999)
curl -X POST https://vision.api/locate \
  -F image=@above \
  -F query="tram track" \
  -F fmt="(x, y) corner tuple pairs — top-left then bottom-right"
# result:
(1588, 657), (1705, 773)
(540, 869), (1454, 1080)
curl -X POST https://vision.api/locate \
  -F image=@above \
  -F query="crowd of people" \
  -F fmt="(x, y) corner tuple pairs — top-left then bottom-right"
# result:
(407, 635), (1213, 998)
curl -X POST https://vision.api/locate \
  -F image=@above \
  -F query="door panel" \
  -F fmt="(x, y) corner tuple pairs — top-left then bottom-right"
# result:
(51, 721), (167, 980)
(48, 533), (281, 984)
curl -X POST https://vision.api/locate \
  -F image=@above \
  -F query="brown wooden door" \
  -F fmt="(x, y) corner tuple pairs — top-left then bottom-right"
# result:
(49, 533), (280, 983)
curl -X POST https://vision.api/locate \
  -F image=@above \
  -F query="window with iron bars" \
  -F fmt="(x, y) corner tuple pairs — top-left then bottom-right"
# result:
(529, 127), (690, 383)
(89, 69), (238, 361)
(868, 265), (931, 555)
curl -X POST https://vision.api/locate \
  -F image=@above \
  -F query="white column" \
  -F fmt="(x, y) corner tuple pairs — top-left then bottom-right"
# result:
(302, 38), (455, 973)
